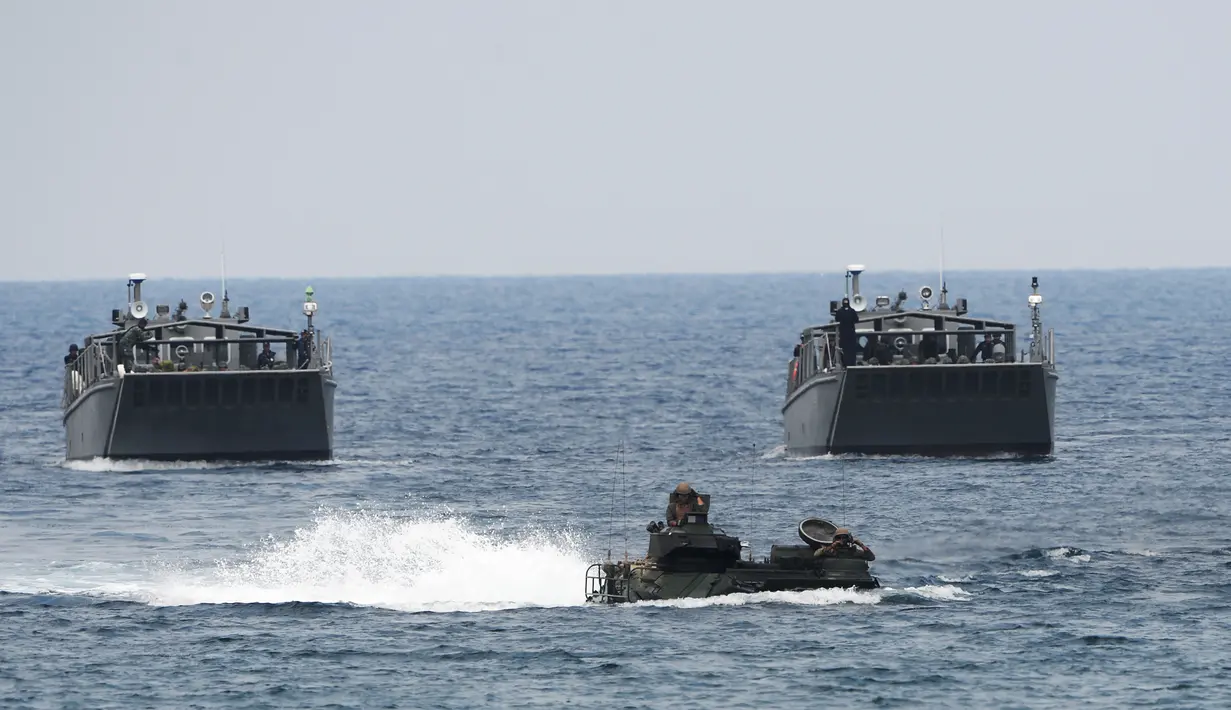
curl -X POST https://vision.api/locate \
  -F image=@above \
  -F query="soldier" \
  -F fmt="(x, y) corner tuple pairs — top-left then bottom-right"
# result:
(813, 527), (875, 560)
(257, 342), (277, 369)
(118, 318), (154, 370)
(296, 329), (313, 368)
(666, 482), (703, 526)
(972, 333), (994, 362)
(833, 297), (859, 367)
(64, 343), (80, 365)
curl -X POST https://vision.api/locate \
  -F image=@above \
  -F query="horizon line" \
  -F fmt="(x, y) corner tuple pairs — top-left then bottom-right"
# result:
(2, 263), (1228, 285)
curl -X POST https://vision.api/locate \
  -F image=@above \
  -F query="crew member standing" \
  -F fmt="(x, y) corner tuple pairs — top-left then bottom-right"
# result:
(834, 298), (859, 367)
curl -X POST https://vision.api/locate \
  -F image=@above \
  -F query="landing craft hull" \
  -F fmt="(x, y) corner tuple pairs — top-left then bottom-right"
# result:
(64, 370), (334, 461)
(783, 363), (1057, 457)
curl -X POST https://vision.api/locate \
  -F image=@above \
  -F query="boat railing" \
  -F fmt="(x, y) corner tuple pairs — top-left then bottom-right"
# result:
(787, 325), (1054, 397)
(1023, 328), (1057, 367)
(787, 332), (838, 396)
(584, 563), (625, 604)
(318, 336), (333, 372)
(63, 333), (335, 409)
(62, 342), (114, 409)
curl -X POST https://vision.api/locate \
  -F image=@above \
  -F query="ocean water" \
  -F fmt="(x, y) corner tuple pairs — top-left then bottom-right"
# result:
(1, 270), (1228, 709)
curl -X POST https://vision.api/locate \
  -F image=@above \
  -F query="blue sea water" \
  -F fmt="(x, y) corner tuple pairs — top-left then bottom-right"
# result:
(1, 269), (1229, 709)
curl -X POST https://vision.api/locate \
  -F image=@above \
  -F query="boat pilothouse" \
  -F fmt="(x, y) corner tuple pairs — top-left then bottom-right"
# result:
(61, 273), (337, 461)
(782, 265), (1058, 456)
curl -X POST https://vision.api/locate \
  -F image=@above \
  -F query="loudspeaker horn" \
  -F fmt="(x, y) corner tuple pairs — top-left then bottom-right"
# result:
(850, 294), (867, 312)
(129, 300), (149, 319)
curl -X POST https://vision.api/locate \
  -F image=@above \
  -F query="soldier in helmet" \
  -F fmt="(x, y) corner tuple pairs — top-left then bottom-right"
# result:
(296, 329), (313, 368)
(257, 342), (277, 370)
(833, 297), (859, 367)
(666, 482), (703, 527)
(118, 318), (154, 370)
(814, 527), (875, 560)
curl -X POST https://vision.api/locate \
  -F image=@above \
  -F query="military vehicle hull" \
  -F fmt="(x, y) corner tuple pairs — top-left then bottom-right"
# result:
(587, 553), (879, 604)
(783, 363), (1057, 456)
(63, 370), (335, 461)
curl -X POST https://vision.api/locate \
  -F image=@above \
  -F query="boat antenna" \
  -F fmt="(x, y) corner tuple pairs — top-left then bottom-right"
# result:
(219, 249), (231, 319)
(938, 226), (948, 309)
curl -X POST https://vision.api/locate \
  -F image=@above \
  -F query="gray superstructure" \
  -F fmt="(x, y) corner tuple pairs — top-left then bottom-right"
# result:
(783, 265), (1057, 456)
(62, 274), (336, 461)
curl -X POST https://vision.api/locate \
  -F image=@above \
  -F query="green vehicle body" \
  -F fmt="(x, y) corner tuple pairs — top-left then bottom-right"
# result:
(586, 495), (879, 604)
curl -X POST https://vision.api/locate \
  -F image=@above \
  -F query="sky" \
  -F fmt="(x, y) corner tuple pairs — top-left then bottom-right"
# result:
(2, 1), (1229, 281)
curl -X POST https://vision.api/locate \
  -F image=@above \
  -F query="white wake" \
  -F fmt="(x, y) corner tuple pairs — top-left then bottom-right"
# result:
(145, 510), (593, 612)
(1, 509), (973, 614)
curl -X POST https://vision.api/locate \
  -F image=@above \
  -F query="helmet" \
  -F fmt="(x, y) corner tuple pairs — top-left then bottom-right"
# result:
(833, 527), (851, 540)
(675, 482), (692, 495)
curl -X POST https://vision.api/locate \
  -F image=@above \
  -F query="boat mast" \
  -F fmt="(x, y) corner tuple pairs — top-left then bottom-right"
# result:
(1028, 277), (1045, 362)
(219, 251), (231, 319)
(938, 226), (948, 309)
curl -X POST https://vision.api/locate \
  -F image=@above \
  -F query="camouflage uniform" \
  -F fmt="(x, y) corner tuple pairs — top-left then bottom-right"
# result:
(118, 323), (153, 368)
(813, 528), (876, 560)
(666, 483), (702, 526)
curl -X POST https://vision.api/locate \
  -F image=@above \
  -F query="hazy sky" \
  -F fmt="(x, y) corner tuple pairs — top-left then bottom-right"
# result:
(2, 1), (1229, 281)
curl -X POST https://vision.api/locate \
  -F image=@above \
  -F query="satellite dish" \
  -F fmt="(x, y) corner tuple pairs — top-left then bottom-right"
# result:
(850, 294), (867, 312)
(129, 300), (149, 319)
(920, 286), (933, 300)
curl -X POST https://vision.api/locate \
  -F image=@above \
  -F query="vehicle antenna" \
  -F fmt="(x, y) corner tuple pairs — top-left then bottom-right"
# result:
(841, 456), (847, 528)
(620, 439), (628, 561)
(608, 444), (616, 562)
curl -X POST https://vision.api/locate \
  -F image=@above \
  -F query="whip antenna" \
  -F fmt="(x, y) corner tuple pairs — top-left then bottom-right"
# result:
(620, 440), (628, 560)
(841, 457), (847, 528)
(608, 443), (617, 562)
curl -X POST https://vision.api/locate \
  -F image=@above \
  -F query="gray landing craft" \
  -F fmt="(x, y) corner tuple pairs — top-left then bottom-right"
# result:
(61, 274), (336, 461)
(783, 265), (1058, 456)
(585, 496), (878, 603)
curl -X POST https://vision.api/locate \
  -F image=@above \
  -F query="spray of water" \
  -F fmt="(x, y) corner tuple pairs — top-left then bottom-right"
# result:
(143, 510), (593, 613)
(1, 508), (974, 613)
(58, 457), (414, 473)
(60, 457), (239, 473)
